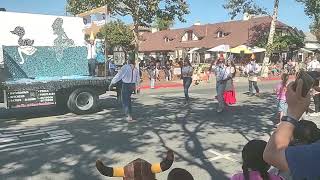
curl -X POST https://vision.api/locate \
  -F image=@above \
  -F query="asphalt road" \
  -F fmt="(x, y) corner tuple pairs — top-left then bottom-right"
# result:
(0, 81), (317, 180)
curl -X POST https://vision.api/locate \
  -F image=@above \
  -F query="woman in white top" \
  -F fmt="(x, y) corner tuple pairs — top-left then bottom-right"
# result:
(181, 58), (193, 104)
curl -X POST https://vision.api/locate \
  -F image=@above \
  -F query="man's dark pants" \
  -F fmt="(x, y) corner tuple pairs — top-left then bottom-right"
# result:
(88, 59), (96, 76)
(249, 80), (259, 95)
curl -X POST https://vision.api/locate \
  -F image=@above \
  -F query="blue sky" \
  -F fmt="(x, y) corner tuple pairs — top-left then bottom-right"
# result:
(0, 0), (313, 32)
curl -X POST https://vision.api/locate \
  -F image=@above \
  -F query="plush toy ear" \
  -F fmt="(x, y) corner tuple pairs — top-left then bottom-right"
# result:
(96, 160), (124, 177)
(151, 150), (174, 173)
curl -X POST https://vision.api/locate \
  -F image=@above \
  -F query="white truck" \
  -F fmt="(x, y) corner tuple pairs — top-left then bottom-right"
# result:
(0, 11), (111, 114)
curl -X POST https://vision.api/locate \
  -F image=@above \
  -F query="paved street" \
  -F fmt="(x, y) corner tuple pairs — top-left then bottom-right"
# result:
(0, 80), (318, 180)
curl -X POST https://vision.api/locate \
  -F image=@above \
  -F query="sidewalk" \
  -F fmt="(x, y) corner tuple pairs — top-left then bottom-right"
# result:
(138, 75), (295, 90)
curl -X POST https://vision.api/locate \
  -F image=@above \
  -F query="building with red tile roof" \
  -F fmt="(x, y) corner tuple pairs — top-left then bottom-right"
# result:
(139, 16), (301, 63)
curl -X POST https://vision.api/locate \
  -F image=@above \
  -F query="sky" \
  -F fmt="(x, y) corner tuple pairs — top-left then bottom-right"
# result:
(0, 0), (313, 32)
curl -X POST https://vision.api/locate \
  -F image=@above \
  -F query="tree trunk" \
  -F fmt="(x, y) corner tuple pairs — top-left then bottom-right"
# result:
(133, 22), (140, 63)
(104, 38), (108, 77)
(260, 0), (279, 78)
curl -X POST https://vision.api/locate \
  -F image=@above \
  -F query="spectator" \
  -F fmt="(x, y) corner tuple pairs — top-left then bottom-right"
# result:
(274, 73), (289, 124)
(167, 168), (194, 180)
(293, 120), (320, 145)
(309, 71), (320, 117)
(169, 60), (174, 80)
(231, 140), (283, 180)
(109, 60), (116, 76)
(263, 79), (320, 180)
(269, 120), (320, 179)
(307, 56), (320, 71)
(164, 60), (171, 81)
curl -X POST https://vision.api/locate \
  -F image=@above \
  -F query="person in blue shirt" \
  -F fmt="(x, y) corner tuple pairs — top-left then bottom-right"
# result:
(264, 78), (320, 180)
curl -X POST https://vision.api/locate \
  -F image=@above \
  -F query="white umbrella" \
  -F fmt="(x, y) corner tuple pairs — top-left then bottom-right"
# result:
(207, 44), (230, 52)
(251, 46), (266, 53)
(188, 47), (200, 53)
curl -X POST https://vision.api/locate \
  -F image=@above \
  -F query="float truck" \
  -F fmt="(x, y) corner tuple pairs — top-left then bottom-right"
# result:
(0, 11), (111, 114)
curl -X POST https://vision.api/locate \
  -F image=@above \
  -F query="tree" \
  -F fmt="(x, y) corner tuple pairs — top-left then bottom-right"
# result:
(66, 0), (189, 61)
(296, 0), (320, 40)
(223, 0), (280, 77)
(99, 20), (135, 56)
(223, 0), (267, 20)
(153, 17), (174, 31)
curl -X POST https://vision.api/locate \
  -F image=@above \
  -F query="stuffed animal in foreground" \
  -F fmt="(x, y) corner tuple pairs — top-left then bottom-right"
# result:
(96, 150), (174, 180)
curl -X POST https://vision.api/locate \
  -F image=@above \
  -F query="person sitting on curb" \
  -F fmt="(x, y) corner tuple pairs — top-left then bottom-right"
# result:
(263, 79), (320, 180)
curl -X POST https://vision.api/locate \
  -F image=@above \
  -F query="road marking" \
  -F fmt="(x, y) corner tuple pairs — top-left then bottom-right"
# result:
(207, 150), (238, 162)
(0, 126), (73, 152)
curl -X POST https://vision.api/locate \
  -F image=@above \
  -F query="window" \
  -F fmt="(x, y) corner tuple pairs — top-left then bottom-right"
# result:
(164, 37), (170, 42)
(217, 31), (223, 38)
(188, 31), (193, 41)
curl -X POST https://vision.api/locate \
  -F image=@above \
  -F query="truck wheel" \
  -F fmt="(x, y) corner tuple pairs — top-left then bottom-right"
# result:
(67, 88), (98, 115)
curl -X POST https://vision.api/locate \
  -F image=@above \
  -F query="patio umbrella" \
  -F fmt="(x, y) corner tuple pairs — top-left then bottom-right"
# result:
(251, 46), (266, 53)
(230, 45), (253, 54)
(207, 44), (230, 52)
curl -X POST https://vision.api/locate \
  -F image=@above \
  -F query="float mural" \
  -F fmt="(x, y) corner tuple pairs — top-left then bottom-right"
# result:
(0, 11), (88, 79)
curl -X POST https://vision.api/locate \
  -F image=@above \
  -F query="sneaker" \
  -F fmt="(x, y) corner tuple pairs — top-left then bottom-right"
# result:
(217, 107), (223, 113)
(255, 93), (260, 97)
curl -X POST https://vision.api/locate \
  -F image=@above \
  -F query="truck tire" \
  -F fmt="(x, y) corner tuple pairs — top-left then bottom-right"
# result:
(67, 88), (98, 115)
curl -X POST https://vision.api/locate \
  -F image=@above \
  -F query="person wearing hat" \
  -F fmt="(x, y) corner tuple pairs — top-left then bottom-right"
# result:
(246, 54), (261, 96)
(87, 32), (97, 76)
(212, 53), (230, 113)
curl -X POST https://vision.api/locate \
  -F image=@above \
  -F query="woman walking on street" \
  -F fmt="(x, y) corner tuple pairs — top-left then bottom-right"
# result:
(224, 59), (237, 105)
(109, 58), (140, 122)
(181, 58), (193, 104)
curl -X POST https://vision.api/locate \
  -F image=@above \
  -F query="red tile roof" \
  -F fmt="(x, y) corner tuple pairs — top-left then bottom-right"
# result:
(139, 16), (290, 52)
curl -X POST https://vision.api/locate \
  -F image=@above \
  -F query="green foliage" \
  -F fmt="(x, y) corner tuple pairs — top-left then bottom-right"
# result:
(296, 0), (320, 40)
(268, 35), (304, 51)
(66, 0), (189, 27)
(99, 20), (134, 52)
(223, 0), (268, 19)
(153, 17), (174, 31)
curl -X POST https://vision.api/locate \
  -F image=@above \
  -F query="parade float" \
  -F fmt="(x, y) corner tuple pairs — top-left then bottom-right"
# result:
(0, 11), (111, 114)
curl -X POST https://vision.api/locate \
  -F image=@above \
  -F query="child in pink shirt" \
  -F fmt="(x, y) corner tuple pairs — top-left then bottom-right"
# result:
(274, 73), (289, 124)
(230, 140), (283, 180)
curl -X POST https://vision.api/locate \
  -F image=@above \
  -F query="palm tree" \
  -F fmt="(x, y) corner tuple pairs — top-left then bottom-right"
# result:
(260, 0), (280, 78)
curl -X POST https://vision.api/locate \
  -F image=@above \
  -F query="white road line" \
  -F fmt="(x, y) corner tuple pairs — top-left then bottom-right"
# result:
(47, 130), (70, 134)
(0, 133), (22, 138)
(0, 139), (42, 149)
(0, 143), (45, 152)
(19, 132), (46, 138)
(42, 135), (73, 141)
(0, 137), (19, 143)
(40, 126), (59, 131)
(208, 150), (237, 162)
(45, 138), (72, 145)
(1, 128), (38, 134)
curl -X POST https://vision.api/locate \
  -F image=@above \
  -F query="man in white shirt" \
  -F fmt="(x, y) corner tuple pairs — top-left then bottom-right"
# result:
(109, 58), (140, 122)
(87, 40), (97, 76)
(246, 55), (261, 96)
(213, 55), (230, 113)
(307, 56), (320, 71)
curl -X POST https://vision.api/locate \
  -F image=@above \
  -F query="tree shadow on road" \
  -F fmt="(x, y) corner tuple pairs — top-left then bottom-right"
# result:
(0, 92), (276, 180)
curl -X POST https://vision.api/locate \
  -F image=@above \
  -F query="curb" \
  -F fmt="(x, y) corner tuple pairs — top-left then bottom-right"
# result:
(140, 83), (183, 90)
